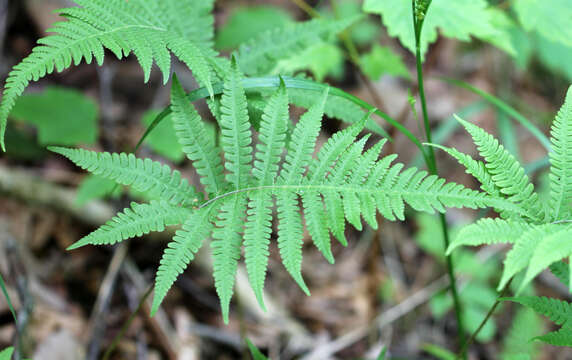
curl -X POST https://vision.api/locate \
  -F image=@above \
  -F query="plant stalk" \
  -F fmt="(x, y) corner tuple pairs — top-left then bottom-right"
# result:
(412, 0), (466, 355)
(102, 285), (153, 360)
(456, 279), (513, 358)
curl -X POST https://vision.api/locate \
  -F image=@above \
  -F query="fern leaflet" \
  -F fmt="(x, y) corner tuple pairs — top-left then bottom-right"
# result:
(504, 296), (572, 347)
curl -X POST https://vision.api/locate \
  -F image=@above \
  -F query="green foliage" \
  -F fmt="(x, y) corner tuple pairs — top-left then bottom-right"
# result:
(53, 64), (520, 323)
(513, 0), (572, 48)
(0, 0), (218, 151)
(215, 6), (292, 50)
(359, 45), (410, 80)
(10, 87), (98, 146)
(504, 296), (572, 347)
(363, 0), (513, 59)
(0, 347), (13, 360)
(445, 86), (572, 292)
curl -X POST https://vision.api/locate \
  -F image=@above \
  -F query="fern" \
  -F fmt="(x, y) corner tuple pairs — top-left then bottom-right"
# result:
(237, 17), (358, 76)
(548, 87), (572, 220)
(55, 70), (523, 323)
(445, 85), (572, 292)
(48, 147), (202, 206)
(67, 200), (191, 250)
(0, 0), (218, 151)
(504, 296), (572, 347)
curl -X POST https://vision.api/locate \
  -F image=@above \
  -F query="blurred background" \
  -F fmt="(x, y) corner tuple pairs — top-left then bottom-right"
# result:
(0, 0), (571, 359)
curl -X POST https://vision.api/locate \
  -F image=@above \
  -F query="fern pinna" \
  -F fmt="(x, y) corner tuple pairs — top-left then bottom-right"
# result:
(442, 86), (572, 296)
(50, 63), (518, 323)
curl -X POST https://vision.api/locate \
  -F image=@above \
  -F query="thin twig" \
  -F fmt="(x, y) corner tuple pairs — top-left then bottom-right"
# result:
(102, 285), (153, 360)
(86, 242), (129, 360)
(300, 275), (450, 360)
(457, 278), (513, 358)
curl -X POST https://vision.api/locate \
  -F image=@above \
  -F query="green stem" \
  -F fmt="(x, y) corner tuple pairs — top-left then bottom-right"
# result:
(102, 285), (153, 360)
(412, 0), (465, 355)
(456, 279), (513, 358)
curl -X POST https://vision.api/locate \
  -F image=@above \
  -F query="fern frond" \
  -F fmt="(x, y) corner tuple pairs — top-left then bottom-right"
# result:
(68, 200), (190, 250)
(151, 204), (217, 316)
(549, 86), (572, 220)
(549, 260), (571, 290)
(220, 59), (253, 190)
(428, 143), (499, 196)
(49, 147), (201, 206)
(499, 224), (563, 290)
(243, 83), (289, 309)
(505, 296), (572, 346)
(446, 218), (530, 255)
(170, 75), (225, 196)
(237, 17), (358, 76)
(510, 296), (572, 328)
(211, 195), (247, 324)
(521, 226), (572, 291)
(456, 116), (544, 220)
(0, 0), (217, 150)
(536, 326), (572, 347)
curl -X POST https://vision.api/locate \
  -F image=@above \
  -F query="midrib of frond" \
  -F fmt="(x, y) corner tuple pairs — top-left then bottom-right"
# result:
(197, 183), (523, 213)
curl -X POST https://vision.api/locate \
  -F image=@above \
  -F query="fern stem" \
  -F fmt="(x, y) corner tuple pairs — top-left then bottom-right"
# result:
(456, 279), (513, 358)
(102, 285), (153, 360)
(140, 76), (432, 166)
(411, 0), (466, 354)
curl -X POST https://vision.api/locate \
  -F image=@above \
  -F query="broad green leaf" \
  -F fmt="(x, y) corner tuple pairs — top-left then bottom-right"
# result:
(360, 45), (410, 80)
(0, 347), (14, 360)
(535, 34), (572, 82)
(513, 0), (572, 47)
(10, 87), (98, 146)
(363, 0), (508, 59)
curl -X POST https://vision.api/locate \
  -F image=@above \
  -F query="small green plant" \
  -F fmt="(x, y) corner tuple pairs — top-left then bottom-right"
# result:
(51, 71), (516, 323)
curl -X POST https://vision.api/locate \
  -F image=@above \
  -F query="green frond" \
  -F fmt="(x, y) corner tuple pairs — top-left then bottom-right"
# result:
(151, 205), (217, 316)
(549, 86), (572, 220)
(504, 296), (572, 346)
(49, 147), (201, 206)
(237, 17), (359, 76)
(252, 81), (289, 185)
(536, 326), (572, 347)
(521, 226), (572, 291)
(549, 260), (571, 290)
(302, 191), (333, 263)
(446, 218), (530, 255)
(505, 296), (572, 329)
(276, 191), (310, 295)
(0, 0), (217, 150)
(68, 200), (190, 250)
(244, 191), (273, 310)
(170, 75), (225, 196)
(220, 59), (253, 190)
(279, 88), (328, 184)
(456, 116), (543, 220)
(243, 83), (289, 309)
(211, 195), (247, 324)
(499, 224), (563, 290)
(428, 143), (499, 196)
